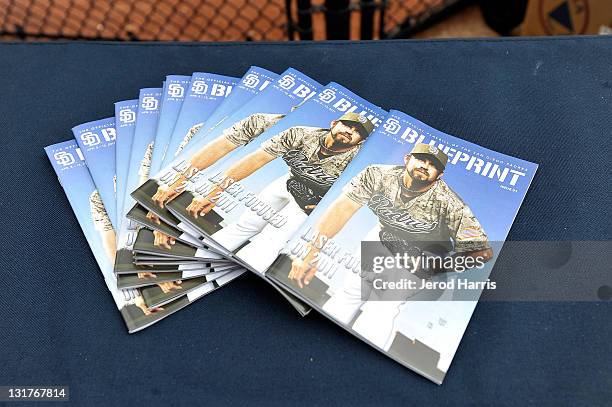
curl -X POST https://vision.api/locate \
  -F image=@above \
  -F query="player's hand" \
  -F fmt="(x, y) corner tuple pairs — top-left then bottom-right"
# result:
(146, 211), (161, 225)
(304, 204), (316, 211)
(288, 248), (319, 289)
(186, 193), (217, 219)
(153, 230), (176, 250)
(137, 272), (157, 279)
(152, 184), (179, 208)
(134, 295), (164, 316)
(158, 280), (183, 293)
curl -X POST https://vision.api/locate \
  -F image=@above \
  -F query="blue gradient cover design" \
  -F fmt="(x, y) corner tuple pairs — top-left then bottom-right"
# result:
(44, 140), (161, 332)
(72, 117), (118, 229)
(114, 99), (138, 231)
(266, 109), (538, 383)
(161, 73), (239, 166)
(191, 66), (278, 146)
(44, 140), (244, 333)
(132, 68), (322, 238)
(168, 82), (387, 274)
(150, 75), (191, 175)
(173, 68), (322, 166)
(116, 88), (162, 256)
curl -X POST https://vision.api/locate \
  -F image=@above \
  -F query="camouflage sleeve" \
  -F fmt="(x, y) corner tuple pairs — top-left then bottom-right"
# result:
(175, 123), (203, 156)
(260, 127), (305, 157)
(89, 190), (113, 232)
(223, 113), (284, 146)
(445, 203), (490, 253)
(342, 165), (379, 206)
(138, 142), (154, 178)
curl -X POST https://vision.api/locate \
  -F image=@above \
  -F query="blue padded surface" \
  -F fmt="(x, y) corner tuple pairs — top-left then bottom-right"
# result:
(0, 38), (610, 406)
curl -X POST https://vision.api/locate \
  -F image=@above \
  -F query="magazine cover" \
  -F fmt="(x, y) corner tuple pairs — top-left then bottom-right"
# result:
(115, 88), (225, 273)
(190, 66), (278, 147)
(114, 99), (138, 230)
(128, 68), (279, 258)
(117, 263), (239, 289)
(114, 88), (163, 274)
(126, 204), (205, 248)
(44, 140), (239, 333)
(131, 256), (207, 265)
(166, 82), (387, 275)
(265, 109), (538, 383)
(132, 68), (322, 241)
(141, 268), (244, 309)
(114, 257), (225, 275)
(150, 75), (191, 175)
(161, 73), (239, 165)
(72, 117), (118, 228)
(132, 228), (227, 261)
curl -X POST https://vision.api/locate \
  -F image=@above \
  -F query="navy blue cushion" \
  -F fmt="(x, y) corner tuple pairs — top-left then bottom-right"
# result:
(0, 38), (610, 406)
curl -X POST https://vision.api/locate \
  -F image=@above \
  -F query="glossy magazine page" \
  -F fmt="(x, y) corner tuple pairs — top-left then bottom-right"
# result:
(131, 68), (322, 244)
(114, 99), (138, 231)
(266, 109), (538, 383)
(150, 75), (191, 175)
(162, 73), (239, 164)
(44, 140), (242, 333)
(166, 82), (387, 276)
(72, 117), (117, 229)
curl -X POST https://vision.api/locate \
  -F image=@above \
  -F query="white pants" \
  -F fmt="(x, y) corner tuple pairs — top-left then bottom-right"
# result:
(212, 174), (308, 273)
(322, 226), (425, 350)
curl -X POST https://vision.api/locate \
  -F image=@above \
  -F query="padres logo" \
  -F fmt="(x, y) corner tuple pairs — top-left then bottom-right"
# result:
(242, 73), (260, 89)
(191, 80), (208, 95)
(168, 83), (185, 98)
(119, 108), (136, 124)
(80, 131), (100, 147)
(142, 96), (159, 111)
(54, 151), (75, 166)
(318, 88), (336, 103)
(382, 118), (401, 135)
(428, 145), (439, 155)
(278, 75), (295, 90)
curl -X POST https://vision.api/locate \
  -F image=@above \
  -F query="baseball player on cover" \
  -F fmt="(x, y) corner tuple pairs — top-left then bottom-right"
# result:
(89, 191), (164, 317)
(173, 123), (203, 158)
(150, 113), (286, 208)
(89, 190), (116, 263)
(145, 113), (285, 245)
(288, 143), (493, 349)
(186, 113), (376, 272)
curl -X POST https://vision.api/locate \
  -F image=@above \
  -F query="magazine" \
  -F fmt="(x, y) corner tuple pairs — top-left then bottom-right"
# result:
(161, 73), (239, 164)
(132, 228), (227, 261)
(131, 68), (322, 244)
(114, 99), (138, 231)
(114, 88), (164, 274)
(186, 66), (278, 152)
(44, 140), (241, 333)
(150, 75), (191, 175)
(140, 268), (244, 309)
(117, 263), (240, 289)
(72, 117), (117, 228)
(265, 109), (538, 383)
(165, 82), (386, 276)
(126, 203), (206, 248)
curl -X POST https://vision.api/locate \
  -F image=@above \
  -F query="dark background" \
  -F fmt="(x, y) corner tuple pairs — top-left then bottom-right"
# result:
(0, 38), (610, 406)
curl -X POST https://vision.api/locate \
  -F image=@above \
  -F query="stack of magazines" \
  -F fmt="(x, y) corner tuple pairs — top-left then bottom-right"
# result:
(45, 66), (537, 383)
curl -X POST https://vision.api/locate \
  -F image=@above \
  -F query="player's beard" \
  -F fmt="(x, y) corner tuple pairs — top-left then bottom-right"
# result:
(407, 168), (435, 189)
(328, 130), (355, 150)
